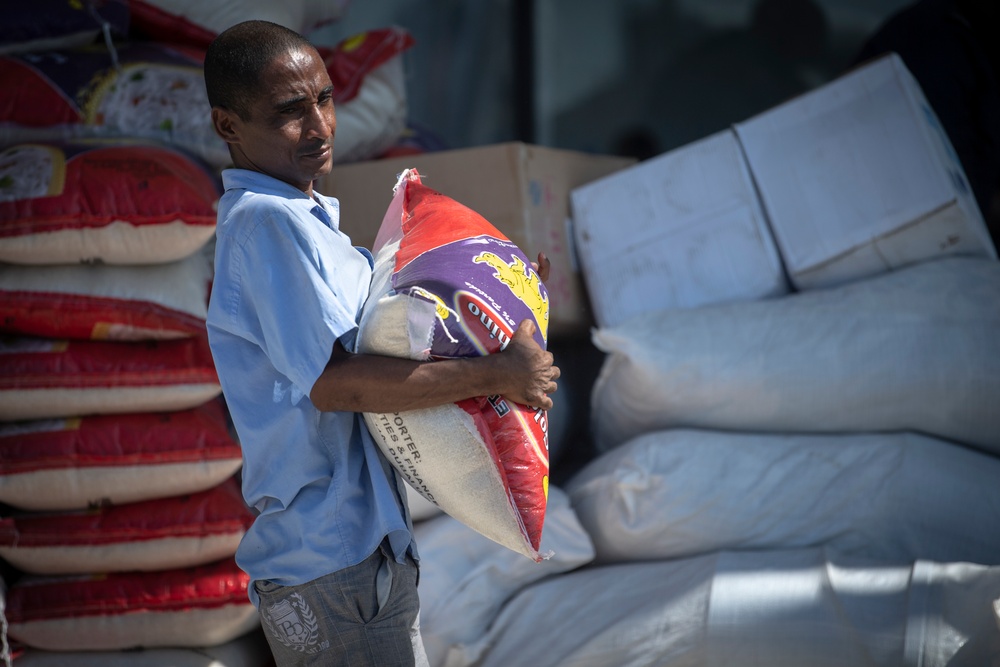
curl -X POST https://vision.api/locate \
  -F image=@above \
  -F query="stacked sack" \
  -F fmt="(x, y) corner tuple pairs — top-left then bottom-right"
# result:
(0, 140), (264, 659)
(0, 3), (421, 663)
(444, 56), (1000, 665)
(0, 5), (263, 665)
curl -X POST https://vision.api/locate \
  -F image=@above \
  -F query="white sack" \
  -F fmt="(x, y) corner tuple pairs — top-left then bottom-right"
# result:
(566, 429), (1000, 566)
(13, 631), (271, 667)
(591, 256), (1000, 453)
(462, 548), (1000, 667)
(414, 486), (594, 667)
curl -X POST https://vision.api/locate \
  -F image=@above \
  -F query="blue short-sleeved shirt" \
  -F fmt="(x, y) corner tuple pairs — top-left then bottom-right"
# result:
(206, 169), (414, 607)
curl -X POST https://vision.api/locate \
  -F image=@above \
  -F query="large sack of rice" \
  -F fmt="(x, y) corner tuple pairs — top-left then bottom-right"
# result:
(0, 401), (241, 510)
(566, 429), (1000, 567)
(0, 247), (212, 340)
(0, 335), (221, 421)
(0, 476), (252, 574)
(5, 558), (259, 651)
(591, 257), (1000, 453)
(0, 140), (219, 265)
(358, 169), (551, 561)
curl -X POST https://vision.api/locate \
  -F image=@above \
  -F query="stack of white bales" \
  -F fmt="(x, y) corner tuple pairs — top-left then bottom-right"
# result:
(444, 53), (1000, 666)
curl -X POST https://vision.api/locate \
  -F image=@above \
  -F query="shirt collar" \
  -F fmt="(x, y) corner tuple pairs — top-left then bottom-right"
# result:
(221, 168), (340, 231)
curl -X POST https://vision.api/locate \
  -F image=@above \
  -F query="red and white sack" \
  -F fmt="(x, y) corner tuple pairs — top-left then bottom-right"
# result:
(0, 44), (227, 168)
(0, 30), (413, 170)
(5, 559), (259, 651)
(591, 257), (1000, 454)
(0, 335), (221, 421)
(0, 476), (252, 574)
(0, 140), (219, 265)
(358, 169), (551, 561)
(0, 400), (241, 510)
(0, 247), (212, 340)
(322, 28), (414, 164)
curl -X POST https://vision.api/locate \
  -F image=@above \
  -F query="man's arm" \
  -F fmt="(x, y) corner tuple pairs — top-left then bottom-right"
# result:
(310, 320), (560, 414)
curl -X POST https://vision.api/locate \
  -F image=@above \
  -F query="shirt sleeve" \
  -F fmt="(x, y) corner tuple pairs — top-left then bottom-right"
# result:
(237, 204), (365, 396)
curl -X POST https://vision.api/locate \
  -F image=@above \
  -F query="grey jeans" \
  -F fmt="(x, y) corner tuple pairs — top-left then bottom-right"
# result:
(254, 541), (429, 667)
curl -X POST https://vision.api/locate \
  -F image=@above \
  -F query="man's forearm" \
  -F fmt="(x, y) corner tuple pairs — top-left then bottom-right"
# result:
(310, 321), (557, 413)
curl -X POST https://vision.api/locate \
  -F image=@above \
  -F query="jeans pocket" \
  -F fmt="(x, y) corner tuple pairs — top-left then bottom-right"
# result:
(254, 579), (282, 595)
(375, 551), (394, 615)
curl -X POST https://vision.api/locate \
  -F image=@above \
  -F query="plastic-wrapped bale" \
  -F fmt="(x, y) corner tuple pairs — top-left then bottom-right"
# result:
(459, 548), (1000, 667)
(566, 429), (1000, 567)
(591, 257), (1000, 454)
(0, 401), (241, 511)
(0, 140), (219, 265)
(0, 476), (252, 574)
(358, 168), (551, 561)
(5, 559), (259, 652)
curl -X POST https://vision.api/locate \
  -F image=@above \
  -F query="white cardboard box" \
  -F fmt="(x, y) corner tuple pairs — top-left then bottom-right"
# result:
(735, 53), (998, 291)
(570, 129), (788, 330)
(316, 143), (634, 337)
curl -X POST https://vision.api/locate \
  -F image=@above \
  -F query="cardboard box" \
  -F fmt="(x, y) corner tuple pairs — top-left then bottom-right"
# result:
(316, 142), (635, 337)
(735, 53), (998, 291)
(570, 130), (788, 330)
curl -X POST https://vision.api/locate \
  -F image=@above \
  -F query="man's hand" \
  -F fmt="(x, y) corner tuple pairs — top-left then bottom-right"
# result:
(489, 319), (560, 410)
(531, 252), (551, 283)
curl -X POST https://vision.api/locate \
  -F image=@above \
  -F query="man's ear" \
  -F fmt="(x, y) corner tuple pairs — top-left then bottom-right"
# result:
(211, 107), (241, 145)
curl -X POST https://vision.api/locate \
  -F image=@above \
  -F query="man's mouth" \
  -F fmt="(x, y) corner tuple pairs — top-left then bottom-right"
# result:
(302, 145), (331, 160)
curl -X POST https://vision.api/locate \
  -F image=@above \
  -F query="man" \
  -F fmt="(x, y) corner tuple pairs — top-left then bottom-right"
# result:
(203, 20), (559, 667)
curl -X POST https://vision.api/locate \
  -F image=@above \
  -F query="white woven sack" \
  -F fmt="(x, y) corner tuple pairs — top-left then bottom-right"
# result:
(414, 486), (594, 667)
(566, 429), (1000, 566)
(591, 257), (1000, 453)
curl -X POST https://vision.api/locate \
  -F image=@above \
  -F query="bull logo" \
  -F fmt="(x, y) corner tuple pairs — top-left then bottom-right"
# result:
(473, 252), (549, 340)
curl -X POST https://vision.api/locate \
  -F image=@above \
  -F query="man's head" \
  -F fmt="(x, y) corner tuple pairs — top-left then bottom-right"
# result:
(205, 20), (336, 194)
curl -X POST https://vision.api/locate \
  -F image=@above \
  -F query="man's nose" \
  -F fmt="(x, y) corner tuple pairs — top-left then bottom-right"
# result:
(305, 103), (335, 139)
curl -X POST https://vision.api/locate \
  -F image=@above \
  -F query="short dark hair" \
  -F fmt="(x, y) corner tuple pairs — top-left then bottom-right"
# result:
(204, 20), (317, 121)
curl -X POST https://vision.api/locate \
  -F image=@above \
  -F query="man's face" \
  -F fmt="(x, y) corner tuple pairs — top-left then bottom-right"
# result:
(219, 46), (336, 194)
